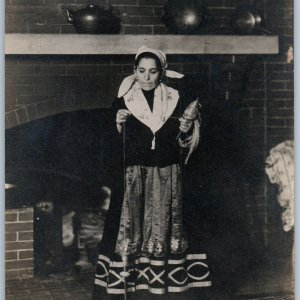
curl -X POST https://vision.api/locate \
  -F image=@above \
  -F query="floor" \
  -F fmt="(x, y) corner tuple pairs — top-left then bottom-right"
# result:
(6, 264), (294, 300)
(6, 272), (94, 300)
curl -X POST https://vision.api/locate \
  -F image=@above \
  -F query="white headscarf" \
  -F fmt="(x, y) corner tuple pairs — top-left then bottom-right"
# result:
(118, 45), (184, 98)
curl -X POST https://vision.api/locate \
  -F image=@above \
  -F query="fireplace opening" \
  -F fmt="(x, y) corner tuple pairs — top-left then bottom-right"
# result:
(6, 109), (115, 276)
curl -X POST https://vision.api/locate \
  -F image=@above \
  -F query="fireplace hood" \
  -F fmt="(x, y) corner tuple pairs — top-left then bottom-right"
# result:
(5, 34), (279, 55)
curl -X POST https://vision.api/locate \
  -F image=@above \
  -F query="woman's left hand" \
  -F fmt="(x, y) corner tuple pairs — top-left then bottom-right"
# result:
(179, 117), (193, 133)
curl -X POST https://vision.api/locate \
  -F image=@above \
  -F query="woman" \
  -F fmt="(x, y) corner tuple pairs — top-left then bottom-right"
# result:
(94, 46), (211, 299)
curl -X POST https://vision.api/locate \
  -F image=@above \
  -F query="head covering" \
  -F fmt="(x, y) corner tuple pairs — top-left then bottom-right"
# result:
(118, 45), (184, 98)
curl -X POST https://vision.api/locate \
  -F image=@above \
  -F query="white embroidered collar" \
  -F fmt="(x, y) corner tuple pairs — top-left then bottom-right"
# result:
(123, 81), (179, 135)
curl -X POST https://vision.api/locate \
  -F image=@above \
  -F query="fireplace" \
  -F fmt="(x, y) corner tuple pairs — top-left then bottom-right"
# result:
(6, 52), (275, 279)
(5, 32), (293, 283)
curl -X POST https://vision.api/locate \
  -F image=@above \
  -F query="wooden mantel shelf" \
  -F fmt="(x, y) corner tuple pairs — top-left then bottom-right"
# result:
(5, 34), (279, 55)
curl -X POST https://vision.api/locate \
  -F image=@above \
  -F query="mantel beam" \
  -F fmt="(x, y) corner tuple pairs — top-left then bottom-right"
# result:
(5, 34), (279, 55)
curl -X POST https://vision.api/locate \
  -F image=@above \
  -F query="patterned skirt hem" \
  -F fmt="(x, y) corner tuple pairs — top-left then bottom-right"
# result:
(94, 253), (212, 295)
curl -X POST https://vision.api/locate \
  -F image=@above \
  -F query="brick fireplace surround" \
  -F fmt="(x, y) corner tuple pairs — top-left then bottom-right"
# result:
(5, 0), (293, 280)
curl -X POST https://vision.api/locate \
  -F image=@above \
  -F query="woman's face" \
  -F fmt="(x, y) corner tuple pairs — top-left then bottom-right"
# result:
(135, 58), (161, 91)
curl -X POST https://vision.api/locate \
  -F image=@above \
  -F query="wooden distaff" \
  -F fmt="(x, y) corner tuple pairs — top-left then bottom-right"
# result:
(178, 99), (202, 165)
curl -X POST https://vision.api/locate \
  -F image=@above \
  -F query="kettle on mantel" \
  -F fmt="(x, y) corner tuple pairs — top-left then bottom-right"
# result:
(63, 4), (121, 34)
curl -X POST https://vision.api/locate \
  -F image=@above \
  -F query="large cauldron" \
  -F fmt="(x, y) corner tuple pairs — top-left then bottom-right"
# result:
(162, 0), (207, 34)
(63, 5), (121, 34)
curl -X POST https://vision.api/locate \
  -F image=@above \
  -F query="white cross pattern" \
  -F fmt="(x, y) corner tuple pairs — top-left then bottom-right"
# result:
(136, 266), (165, 285)
(108, 270), (125, 287)
(149, 269), (165, 285)
(137, 266), (150, 281)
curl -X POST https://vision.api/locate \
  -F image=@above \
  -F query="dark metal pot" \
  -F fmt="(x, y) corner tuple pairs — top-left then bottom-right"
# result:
(162, 0), (207, 34)
(230, 4), (270, 35)
(63, 5), (121, 34)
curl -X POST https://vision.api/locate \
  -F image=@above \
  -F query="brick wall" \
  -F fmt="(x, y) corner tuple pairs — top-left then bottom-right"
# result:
(238, 0), (294, 248)
(265, 0), (294, 250)
(5, 208), (34, 279)
(5, 55), (125, 128)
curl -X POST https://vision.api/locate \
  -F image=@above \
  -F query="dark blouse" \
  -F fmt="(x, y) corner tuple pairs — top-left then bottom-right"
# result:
(112, 89), (186, 167)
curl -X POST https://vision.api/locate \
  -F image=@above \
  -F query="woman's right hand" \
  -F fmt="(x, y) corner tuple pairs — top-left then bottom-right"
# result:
(116, 109), (131, 126)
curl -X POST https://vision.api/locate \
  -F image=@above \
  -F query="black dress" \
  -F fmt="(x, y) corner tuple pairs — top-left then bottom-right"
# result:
(93, 87), (212, 299)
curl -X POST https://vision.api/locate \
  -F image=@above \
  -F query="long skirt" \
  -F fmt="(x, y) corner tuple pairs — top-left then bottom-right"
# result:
(94, 164), (212, 298)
